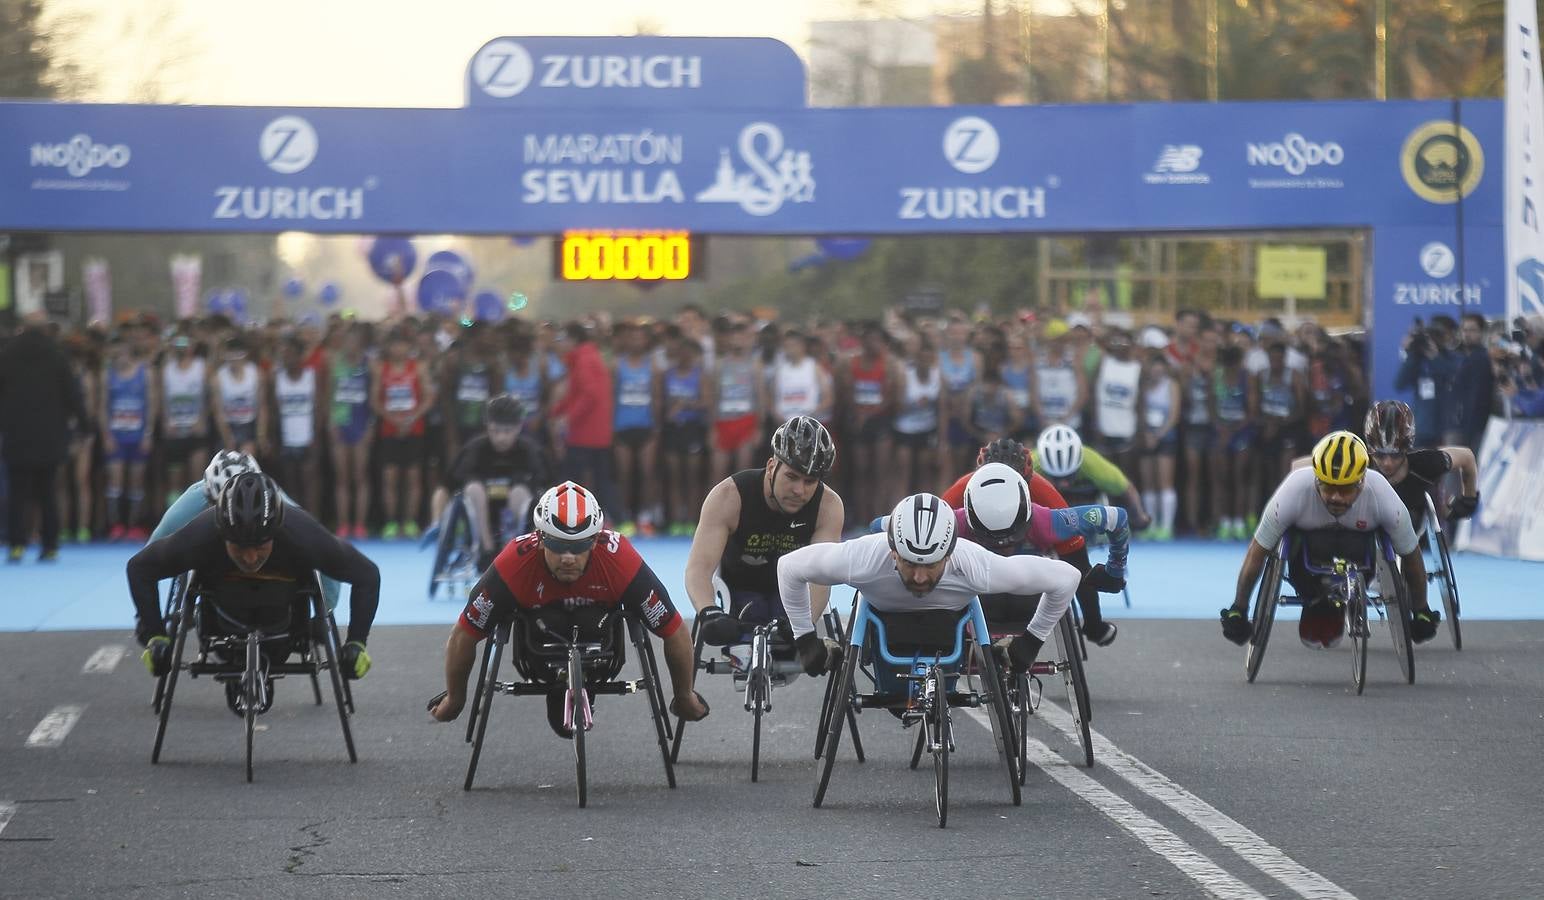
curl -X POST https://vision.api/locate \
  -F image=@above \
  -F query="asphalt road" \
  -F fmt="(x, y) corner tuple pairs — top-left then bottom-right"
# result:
(3, 618), (1542, 899)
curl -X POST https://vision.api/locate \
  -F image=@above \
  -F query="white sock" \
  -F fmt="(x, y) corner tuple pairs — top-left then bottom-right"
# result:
(1141, 492), (1158, 528)
(1160, 490), (1177, 532)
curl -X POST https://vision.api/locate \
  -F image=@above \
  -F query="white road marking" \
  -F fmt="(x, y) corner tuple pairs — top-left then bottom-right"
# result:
(0, 802), (14, 837)
(25, 705), (84, 749)
(966, 708), (1266, 900)
(1032, 700), (1356, 900)
(82, 645), (128, 674)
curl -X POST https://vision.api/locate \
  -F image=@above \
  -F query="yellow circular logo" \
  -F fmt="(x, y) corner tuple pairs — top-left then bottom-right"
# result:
(1401, 121), (1484, 204)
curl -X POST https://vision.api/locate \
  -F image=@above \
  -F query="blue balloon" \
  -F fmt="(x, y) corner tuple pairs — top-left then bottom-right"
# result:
(319, 282), (341, 306)
(472, 290), (505, 322)
(815, 237), (871, 260)
(283, 278), (304, 298)
(227, 289), (248, 322)
(205, 291), (226, 314)
(425, 250), (475, 292)
(416, 268), (465, 316)
(367, 236), (417, 285)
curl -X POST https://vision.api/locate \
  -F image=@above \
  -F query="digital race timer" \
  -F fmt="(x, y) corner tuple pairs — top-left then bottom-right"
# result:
(555, 231), (701, 281)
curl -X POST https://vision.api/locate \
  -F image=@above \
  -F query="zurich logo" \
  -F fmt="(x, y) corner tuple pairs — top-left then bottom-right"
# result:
(1419, 242), (1455, 279)
(943, 116), (999, 174)
(259, 116), (317, 175)
(471, 39), (534, 98)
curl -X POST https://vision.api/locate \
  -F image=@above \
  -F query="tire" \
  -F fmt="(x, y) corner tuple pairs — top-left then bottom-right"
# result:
(1246, 551), (1283, 684)
(670, 618), (705, 764)
(244, 635), (259, 783)
(152, 573), (188, 714)
(931, 668), (950, 829)
(570, 643), (587, 809)
(1426, 494), (1463, 650)
(1377, 545), (1416, 686)
(909, 724), (925, 770)
(1015, 673), (1030, 786)
(465, 636), (493, 744)
(813, 636), (858, 808)
(463, 630), (503, 791)
(751, 681), (763, 783)
(981, 646), (1022, 805)
(635, 622), (676, 789)
(327, 615), (354, 714)
(151, 591), (194, 765)
(316, 599), (357, 764)
(1350, 588), (1368, 695)
(428, 497), (473, 600)
(1056, 614), (1095, 767)
(1070, 599), (1089, 662)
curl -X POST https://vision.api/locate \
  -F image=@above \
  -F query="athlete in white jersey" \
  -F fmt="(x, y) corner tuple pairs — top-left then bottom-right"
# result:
(1222, 431), (1440, 649)
(779, 493), (1081, 676)
(772, 331), (825, 421)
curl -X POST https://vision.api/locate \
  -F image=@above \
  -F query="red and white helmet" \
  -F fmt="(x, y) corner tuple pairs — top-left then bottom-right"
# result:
(533, 481), (604, 542)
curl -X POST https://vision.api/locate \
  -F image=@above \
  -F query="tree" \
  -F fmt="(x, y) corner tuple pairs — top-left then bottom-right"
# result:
(0, 0), (67, 98)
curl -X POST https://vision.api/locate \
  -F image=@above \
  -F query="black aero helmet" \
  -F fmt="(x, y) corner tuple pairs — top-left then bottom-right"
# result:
(771, 415), (836, 478)
(976, 437), (1029, 471)
(216, 472), (285, 546)
(1364, 399), (1415, 454)
(485, 393), (526, 427)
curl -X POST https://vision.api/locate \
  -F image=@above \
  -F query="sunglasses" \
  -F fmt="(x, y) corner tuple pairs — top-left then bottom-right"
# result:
(541, 535), (596, 555)
(1370, 449), (1405, 460)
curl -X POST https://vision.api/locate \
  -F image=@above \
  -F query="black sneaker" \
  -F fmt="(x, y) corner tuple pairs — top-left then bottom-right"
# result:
(545, 690), (574, 740)
(1082, 620), (1118, 647)
(1410, 608), (1441, 644)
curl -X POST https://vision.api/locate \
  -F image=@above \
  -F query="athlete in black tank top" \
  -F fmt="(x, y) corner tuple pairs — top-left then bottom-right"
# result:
(718, 468), (825, 597)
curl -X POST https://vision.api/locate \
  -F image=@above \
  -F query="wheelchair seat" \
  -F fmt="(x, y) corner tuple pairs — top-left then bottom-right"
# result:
(870, 608), (965, 657)
(508, 606), (628, 686)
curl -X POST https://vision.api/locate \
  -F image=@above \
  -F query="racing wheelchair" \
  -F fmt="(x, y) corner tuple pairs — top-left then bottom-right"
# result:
(150, 572), (357, 782)
(459, 605), (676, 808)
(427, 482), (534, 601)
(1421, 492), (1462, 650)
(812, 594), (1021, 828)
(1245, 530), (1415, 694)
(669, 582), (862, 782)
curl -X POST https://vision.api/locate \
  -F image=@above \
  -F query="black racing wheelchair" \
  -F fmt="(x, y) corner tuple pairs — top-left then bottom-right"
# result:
(812, 594), (1021, 828)
(459, 606), (676, 808)
(1246, 530), (1415, 694)
(150, 571), (357, 782)
(1421, 492), (1462, 650)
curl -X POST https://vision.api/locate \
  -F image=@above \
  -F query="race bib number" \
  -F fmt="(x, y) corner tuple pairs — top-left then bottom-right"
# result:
(281, 393), (313, 418)
(1418, 378), (1436, 401)
(457, 381), (490, 405)
(167, 395), (200, 430)
(110, 400), (144, 432)
(619, 386), (651, 407)
(225, 399), (256, 425)
(487, 478), (511, 501)
(854, 380), (883, 408)
(334, 384), (367, 406)
(385, 383), (415, 413)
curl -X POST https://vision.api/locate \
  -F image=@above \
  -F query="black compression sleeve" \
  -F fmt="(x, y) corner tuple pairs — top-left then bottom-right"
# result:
(125, 509), (223, 644)
(283, 505), (382, 645)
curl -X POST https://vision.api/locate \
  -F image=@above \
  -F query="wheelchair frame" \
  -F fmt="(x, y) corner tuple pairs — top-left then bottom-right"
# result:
(1422, 492), (1462, 650)
(428, 492), (481, 601)
(150, 572), (357, 782)
(462, 608), (676, 808)
(976, 610), (1094, 776)
(1245, 532), (1415, 693)
(812, 594), (1021, 828)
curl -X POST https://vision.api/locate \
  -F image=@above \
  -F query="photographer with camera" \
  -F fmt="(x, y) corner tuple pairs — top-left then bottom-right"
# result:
(1394, 316), (1457, 447)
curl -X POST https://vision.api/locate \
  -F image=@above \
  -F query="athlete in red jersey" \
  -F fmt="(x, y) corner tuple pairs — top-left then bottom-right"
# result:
(941, 438), (1119, 646)
(429, 481), (709, 736)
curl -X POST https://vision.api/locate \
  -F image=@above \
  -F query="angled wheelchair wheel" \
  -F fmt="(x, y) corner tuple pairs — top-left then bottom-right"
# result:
(1054, 614), (1095, 767)
(315, 597), (357, 764)
(151, 588), (195, 765)
(327, 615), (354, 714)
(827, 608), (866, 764)
(909, 726), (925, 770)
(813, 636), (859, 808)
(632, 620), (676, 789)
(929, 667), (950, 829)
(1376, 547), (1416, 686)
(1425, 494), (1462, 650)
(463, 626), (504, 791)
(670, 617), (705, 764)
(1070, 598), (1089, 662)
(244, 634), (260, 783)
(1015, 673), (1031, 786)
(980, 646), (1022, 805)
(152, 573), (190, 714)
(465, 634), (493, 744)
(1349, 587), (1368, 695)
(570, 641), (587, 809)
(428, 496), (475, 600)
(1246, 552), (1284, 684)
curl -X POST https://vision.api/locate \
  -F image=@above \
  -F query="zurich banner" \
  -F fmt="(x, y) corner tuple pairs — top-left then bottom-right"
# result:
(1458, 416), (1544, 561)
(465, 36), (806, 110)
(1, 98), (1501, 236)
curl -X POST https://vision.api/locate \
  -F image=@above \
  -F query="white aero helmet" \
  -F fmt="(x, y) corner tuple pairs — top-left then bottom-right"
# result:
(888, 493), (957, 565)
(1036, 424), (1084, 479)
(533, 481), (605, 542)
(964, 462), (1032, 546)
(203, 450), (262, 504)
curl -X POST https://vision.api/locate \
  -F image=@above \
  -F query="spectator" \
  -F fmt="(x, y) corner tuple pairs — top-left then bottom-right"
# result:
(0, 315), (85, 562)
(550, 321), (618, 520)
(1451, 312), (1496, 450)
(1394, 319), (1457, 447)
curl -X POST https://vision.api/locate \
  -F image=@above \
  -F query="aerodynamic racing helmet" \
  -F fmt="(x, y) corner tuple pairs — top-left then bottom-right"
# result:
(771, 415), (836, 479)
(888, 493), (957, 565)
(964, 463), (1032, 547)
(1311, 431), (1370, 486)
(1036, 424), (1084, 479)
(216, 472), (285, 546)
(203, 449), (262, 504)
(485, 393), (527, 427)
(1364, 399), (1415, 454)
(533, 481), (605, 543)
(976, 437), (1030, 472)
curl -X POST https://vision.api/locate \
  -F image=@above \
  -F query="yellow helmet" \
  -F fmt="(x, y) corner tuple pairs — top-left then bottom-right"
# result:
(1311, 431), (1369, 486)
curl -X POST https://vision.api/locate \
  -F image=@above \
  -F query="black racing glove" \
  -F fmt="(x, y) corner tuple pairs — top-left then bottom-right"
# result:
(1220, 607), (1252, 646)
(1449, 493), (1479, 520)
(697, 607), (744, 647)
(796, 632), (838, 677)
(340, 641), (372, 680)
(1083, 563), (1126, 594)
(993, 633), (1044, 673)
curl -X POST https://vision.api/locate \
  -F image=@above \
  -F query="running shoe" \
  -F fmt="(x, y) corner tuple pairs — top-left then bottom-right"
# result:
(126, 527), (149, 542)
(352, 524), (368, 541)
(616, 521), (638, 537)
(7, 546), (23, 563)
(382, 521), (400, 541)
(335, 525), (350, 540)
(37, 549), (59, 563)
(76, 527), (91, 544)
(403, 521), (420, 540)
(108, 524), (127, 542)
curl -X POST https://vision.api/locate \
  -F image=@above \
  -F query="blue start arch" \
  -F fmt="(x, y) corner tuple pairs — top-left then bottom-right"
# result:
(0, 90), (1500, 403)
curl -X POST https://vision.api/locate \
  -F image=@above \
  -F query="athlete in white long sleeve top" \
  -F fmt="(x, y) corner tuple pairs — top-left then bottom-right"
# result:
(777, 531), (1081, 642)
